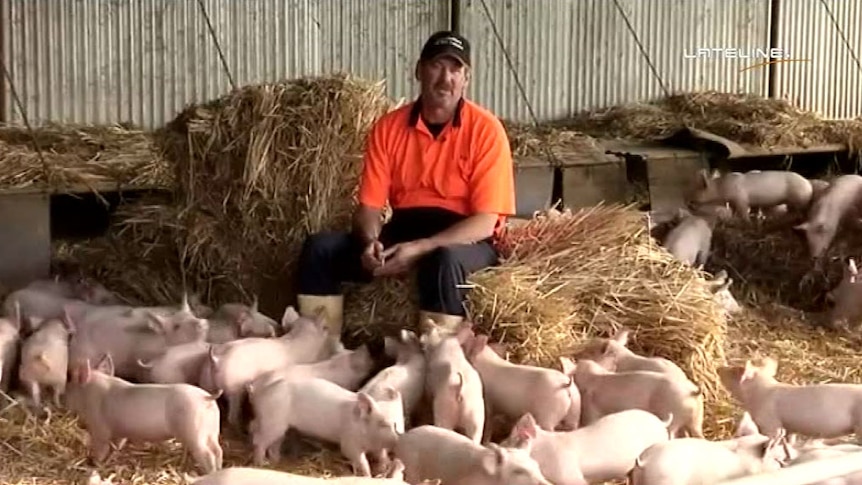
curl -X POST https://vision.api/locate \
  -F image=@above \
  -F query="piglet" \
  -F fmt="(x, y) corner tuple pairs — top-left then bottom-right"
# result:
(204, 305), (335, 427)
(420, 320), (485, 443)
(189, 459), (431, 484)
(25, 277), (79, 298)
(501, 409), (672, 484)
(661, 209), (715, 268)
(65, 354), (223, 473)
(786, 442), (862, 485)
(246, 376), (401, 477)
(708, 270), (742, 315)
(825, 258), (862, 330)
(811, 179), (831, 203)
(572, 328), (693, 383)
(136, 340), (211, 385)
(19, 310), (74, 407)
(720, 357), (862, 443)
(629, 430), (792, 485)
(464, 333), (580, 438)
(687, 169), (813, 220)
(361, 330), (428, 426)
(395, 424), (555, 485)
(206, 297), (279, 343)
(566, 358), (703, 438)
(359, 330), (428, 468)
(795, 174), (862, 259)
(68, 303), (209, 381)
(0, 300), (21, 392)
(252, 344), (375, 392)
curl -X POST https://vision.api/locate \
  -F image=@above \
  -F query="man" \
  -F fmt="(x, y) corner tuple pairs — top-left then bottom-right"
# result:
(295, 30), (516, 336)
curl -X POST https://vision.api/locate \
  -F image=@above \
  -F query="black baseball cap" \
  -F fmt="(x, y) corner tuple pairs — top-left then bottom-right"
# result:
(420, 31), (471, 67)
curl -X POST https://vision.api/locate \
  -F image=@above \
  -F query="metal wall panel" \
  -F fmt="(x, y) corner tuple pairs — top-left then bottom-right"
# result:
(2, 0), (448, 129)
(774, 0), (862, 120)
(459, 0), (771, 123)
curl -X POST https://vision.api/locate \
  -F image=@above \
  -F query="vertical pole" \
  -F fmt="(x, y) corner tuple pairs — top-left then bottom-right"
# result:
(451, 0), (461, 33)
(767, 0), (781, 99)
(0, 0), (7, 122)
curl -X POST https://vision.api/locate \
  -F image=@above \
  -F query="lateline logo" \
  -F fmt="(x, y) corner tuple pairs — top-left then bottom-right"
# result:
(682, 47), (811, 72)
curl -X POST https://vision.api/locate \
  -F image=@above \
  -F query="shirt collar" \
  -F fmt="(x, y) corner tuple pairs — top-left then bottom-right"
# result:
(408, 97), (464, 128)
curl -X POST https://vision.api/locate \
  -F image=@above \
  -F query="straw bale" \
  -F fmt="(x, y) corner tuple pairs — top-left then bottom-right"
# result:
(156, 73), (395, 315)
(706, 214), (862, 313)
(558, 91), (862, 157)
(0, 405), (349, 485)
(502, 120), (606, 164)
(0, 123), (173, 192)
(52, 195), (189, 307)
(343, 205), (730, 436)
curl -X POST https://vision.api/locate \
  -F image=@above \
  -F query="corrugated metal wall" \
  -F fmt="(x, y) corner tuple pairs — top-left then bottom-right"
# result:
(2, 0), (449, 129)
(774, 0), (862, 120)
(2, 0), (860, 127)
(459, 0), (773, 123)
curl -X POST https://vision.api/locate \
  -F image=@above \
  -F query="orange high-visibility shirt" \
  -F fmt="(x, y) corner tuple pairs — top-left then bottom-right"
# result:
(358, 98), (516, 238)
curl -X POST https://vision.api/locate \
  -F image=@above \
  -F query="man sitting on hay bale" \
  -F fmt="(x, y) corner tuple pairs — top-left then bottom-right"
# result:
(295, 31), (516, 336)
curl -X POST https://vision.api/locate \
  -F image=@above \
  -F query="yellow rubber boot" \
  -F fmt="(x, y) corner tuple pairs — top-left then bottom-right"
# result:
(297, 294), (344, 336)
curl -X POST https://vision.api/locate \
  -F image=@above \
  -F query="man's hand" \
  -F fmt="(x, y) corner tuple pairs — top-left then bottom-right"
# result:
(361, 240), (385, 273)
(373, 240), (433, 277)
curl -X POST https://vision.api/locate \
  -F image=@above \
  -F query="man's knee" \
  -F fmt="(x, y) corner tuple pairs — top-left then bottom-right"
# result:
(300, 231), (348, 263)
(417, 246), (460, 275)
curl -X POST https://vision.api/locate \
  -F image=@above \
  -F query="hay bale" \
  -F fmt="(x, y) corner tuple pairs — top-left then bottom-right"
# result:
(0, 123), (173, 192)
(0, 406), (349, 484)
(707, 215), (862, 313)
(156, 73), (395, 315)
(502, 120), (605, 163)
(53, 195), (188, 306)
(344, 205), (730, 436)
(558, 91), (862, 157)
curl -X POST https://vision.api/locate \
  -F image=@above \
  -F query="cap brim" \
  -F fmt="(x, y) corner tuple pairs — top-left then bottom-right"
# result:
(433, 52), (468, 66)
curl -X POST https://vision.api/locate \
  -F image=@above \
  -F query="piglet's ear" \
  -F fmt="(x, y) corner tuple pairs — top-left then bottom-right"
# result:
(513, 413), (538, 442)
(354, 392), (374, 419)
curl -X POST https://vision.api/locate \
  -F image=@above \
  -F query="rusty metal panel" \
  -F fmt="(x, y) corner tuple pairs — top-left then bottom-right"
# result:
(0, 192), (51, 290)
(774, 0), (862, 120)
(2, 0), (447, 129)
(458, 0), (771, 123)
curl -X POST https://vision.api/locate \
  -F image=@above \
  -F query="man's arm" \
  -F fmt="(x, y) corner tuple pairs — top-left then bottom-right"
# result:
(354, 119), (391, 244)
(419, 117), (515, 251)
(417, 213), (499, 252)
(353, 204), (383, 245)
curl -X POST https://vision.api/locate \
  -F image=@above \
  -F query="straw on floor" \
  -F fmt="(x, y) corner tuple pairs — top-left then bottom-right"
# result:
(0, 405), (350, 485)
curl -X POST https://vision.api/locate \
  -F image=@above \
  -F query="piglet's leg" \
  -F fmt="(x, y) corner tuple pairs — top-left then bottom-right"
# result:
(51, 385), (63, 408)
(345, 447), (372, 477)
(27, 382), (42, 408)
(209, 436), (224, 471)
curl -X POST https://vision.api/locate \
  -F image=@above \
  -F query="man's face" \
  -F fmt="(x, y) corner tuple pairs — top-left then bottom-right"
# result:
(417, 55), (469, 110)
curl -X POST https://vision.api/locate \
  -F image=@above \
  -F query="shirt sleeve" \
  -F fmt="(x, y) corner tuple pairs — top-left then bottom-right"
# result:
(469, 117), (516, 216)
(357, 119), (391, 209)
